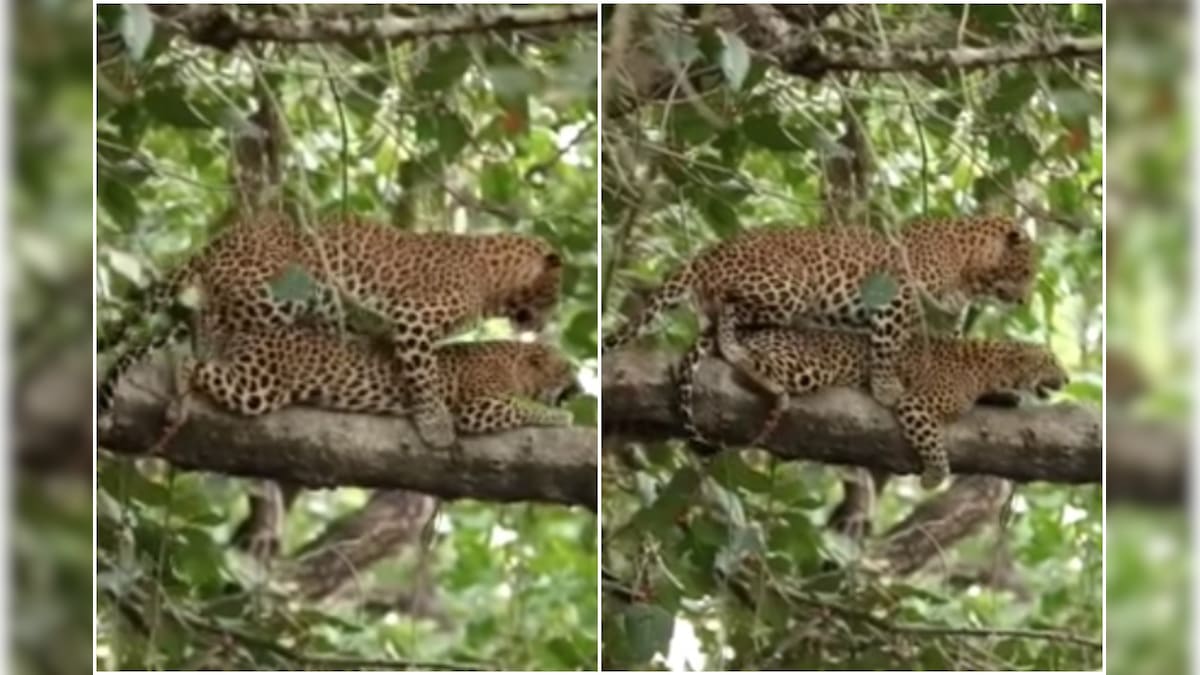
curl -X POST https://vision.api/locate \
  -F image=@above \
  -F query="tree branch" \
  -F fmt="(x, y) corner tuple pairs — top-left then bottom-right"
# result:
(778, 35), (1102, 79)
(871, 475), (1013, 576)
(162, 5), (597, 49)
(290, 489), (438, 601)
(98, 352), (597, 510)
(601, 350), (1100, 485)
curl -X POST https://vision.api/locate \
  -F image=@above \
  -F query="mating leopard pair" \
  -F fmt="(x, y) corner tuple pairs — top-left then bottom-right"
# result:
(98, 210), (577, 442)
(604, 215), (1063, 488)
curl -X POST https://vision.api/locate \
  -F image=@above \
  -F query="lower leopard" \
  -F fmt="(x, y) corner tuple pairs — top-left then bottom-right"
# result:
(103, 324), (580, 435)
(677, 327), (1067, 488)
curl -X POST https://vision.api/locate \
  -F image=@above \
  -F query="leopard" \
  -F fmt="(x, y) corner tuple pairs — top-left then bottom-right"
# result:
(108, 323), (581, 434)
(97, 209), (563, 449)
(676, 326), (1068, 489)
(602, 216), (1037, 409)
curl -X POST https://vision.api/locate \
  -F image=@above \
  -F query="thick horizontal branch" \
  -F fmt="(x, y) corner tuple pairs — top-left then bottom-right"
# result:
(777, 35), (1102, 78)
(99, 352), (596, 510)
(1106, 415), (1186, 505)
(162, 5), (596, 49)
(601, 350), (1100, 485)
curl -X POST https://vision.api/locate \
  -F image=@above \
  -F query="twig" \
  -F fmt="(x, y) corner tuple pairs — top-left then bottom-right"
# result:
(524, 119), (596, 181)
(321, 55), (350, 216)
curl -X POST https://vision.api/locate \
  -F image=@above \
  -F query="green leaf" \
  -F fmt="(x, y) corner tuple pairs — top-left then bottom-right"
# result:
(700, 197), (739, 237)
(480, 162), (518, 204)
(743, 114), (806, 152)
(144, 88), (212, 129)
(708, 453), (772, 493)
(120, 4), (154, 61)
(398, 153), (442, 186)
(989, 131), (1038, 174)
(621, 605), (674, 664)
(414, 44), (472, 91)
(269, 264), (317, 303)
(987, 73), (1037, 115)
(655, 32), (700, 70)
(626, 468), (701, 535)
(488, 64), (540, 105)
(568, 395), (597, 427)
(667, 104), (718, 145)
(1050, 87), (1100, 122)
(860, 272), (898, 309)
(435, 113), (471, 160)
(565, 309), (597, 354)
(719, 31), (751, 91)
(715, 524), (763, 576)
(99, 177), (140, 229)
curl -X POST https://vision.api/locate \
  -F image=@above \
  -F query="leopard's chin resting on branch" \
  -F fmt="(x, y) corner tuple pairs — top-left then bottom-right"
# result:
(602, 349), (1102, 486)
(98, 351), (598, 510)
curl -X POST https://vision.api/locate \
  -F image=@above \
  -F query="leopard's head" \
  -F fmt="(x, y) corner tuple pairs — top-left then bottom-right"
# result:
(485, 236), (563, 332)
(520, 342), (580, 405)
(1005, 343), (1069, 399)
(960, 216), (1038, 305)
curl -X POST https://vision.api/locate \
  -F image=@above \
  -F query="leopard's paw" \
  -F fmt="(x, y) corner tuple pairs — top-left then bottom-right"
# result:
(870, 374), (905, 407)
(415, 406), (458, 451)
(919, 469), (947, 490)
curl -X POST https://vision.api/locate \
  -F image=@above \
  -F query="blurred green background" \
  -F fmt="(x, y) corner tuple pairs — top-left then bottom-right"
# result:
(601, 5), (1102, 670)
(1105, 4), (1190, 675)
(93, 4), (597, 671)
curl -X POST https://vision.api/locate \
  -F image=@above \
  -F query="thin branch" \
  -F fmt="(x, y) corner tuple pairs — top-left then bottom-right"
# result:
(112, 587), (484, 671)
(99, 352), (597, 510)
(165, 5), (597, 49)
(778, 35), (1102, 79)
(787, 589), (1102, 650)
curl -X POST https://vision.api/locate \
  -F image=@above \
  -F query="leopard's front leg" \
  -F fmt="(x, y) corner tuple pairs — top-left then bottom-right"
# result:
(390, 319), (458, 450)
(893, 395), (951, 489)
(454, 397), (572, 434)
(867, 282), (919, 406)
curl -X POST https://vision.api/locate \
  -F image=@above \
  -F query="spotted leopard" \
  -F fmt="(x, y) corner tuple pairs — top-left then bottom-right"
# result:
(107, 324), (580, 434)
(98, 210), (563, 448)
(677, 327), (1067, 488)
(604, 216), (1037, 407)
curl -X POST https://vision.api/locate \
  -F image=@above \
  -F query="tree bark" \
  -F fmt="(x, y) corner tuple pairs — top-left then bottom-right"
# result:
(602, 349), (1100, 485)
(98, 351), (597, 510)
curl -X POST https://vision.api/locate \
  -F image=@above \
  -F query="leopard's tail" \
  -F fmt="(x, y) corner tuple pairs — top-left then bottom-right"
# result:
(602, 262), (697, 353)
(675, 330), (722, 455)
(97, 267), (197, 417)
(97, 320), (192, 417)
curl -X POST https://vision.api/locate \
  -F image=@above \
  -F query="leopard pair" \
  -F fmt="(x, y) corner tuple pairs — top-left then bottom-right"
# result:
(675, 327), (1068, 488)
(603, 215), (1052, 487)
(98, 209), (577, 443)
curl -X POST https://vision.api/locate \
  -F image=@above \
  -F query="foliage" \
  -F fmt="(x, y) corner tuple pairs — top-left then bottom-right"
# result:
(601, 5), (1101, 671)
(95, 5), (597, 670)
